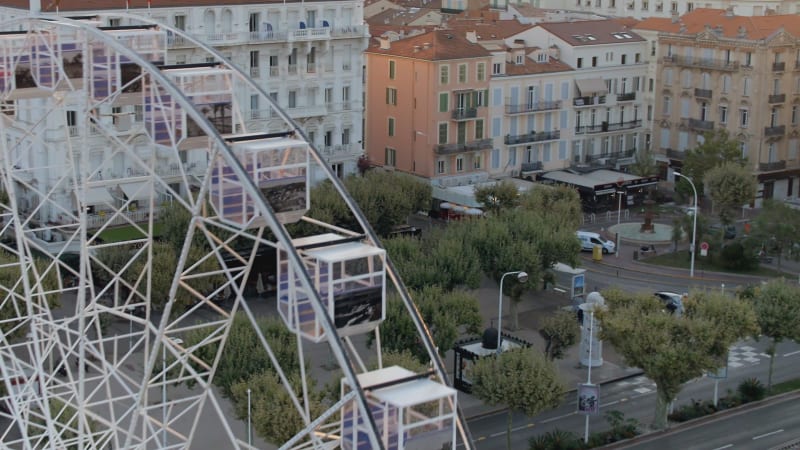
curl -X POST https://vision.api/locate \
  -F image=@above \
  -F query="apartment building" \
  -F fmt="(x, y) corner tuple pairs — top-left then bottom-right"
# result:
(0, 0), (368, 181)
(365, 18), (648, 190)
(527, 20), (649, 170)
(636, 8), (800, 204)
(531, 0), (798, 19)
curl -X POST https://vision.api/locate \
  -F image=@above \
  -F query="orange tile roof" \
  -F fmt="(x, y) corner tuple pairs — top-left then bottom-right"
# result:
(365, 29), (491, 60)
(504, 53), (574, 76)
(634, 8), (800, 39)
(537, 19), (646, 45)
(445, 18), (534, 40)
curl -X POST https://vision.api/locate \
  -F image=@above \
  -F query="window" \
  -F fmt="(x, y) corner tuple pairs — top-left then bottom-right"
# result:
(474, 153), (482, 169)
(325, 87), (333, 104)
(773, 78), (781, 95)
(66, 110), (77, 127)
(744, 52), (752, 66)
(456, 157), (464, 172)
(388, 118), (395, 137)
(662, 96), (671, 115)
(477, 63), (486, 81)
(385, 147), (396, 166)
(592, 56), (598, 67)
(249, 50), (259, 69)
(508, 148), (516, 166)
(793, 105), (798, 125)
(342, 128), (350, 145)
(721, 75), (731, 93)
(111, 106), (121, 125)
(621, 54), (627, 65)
(174, 14), (186, 30)
(743, 77), (751, 96)
(440, 65), (449, 84)
(771, 107), (779, 127)
(439, 93), (449, 112)
(389, 60), (396, 79)
(492, 63), (501, 74)
(109, 18), (121, 27)
(491, 149), (500, 168)
(438, 123), (448, 144)
(458, 64), (467, 83)
(671, 1), (678, 11)
(681, 70), (692, 88)
(475, 119), (484, 139)
(342, 86), (350, 109)
(476, 90), (487, 107)
(719, 106), (728, 124)
(249, 13), (259, 32)
(642, 0), (648, 9)
(739, 108), (749, 128)
(577, 58), (583, 68)
(664, 69), (673, 85)
(437, 160), (446, 174)
(386, 87), (397, 105)
(288, 90), (297, 108)
(650, 41), (656, 57)
(635, 53), (641, 63)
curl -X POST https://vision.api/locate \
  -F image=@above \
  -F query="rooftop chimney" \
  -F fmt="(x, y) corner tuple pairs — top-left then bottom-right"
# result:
(379, 37), (391, 50)
(30, 0), (41, 14)
(671, 11), (679, 23)
(466, 30), (478, 43)
(725, 6), (734, 17)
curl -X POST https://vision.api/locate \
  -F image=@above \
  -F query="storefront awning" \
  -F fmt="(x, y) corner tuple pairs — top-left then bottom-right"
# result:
(575, 78), (608, 95)
(119, 182), (153, 202)
(82, 187), (113, 205)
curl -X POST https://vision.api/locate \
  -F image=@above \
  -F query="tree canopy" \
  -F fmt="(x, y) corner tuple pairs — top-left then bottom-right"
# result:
(680, 129), (745, 200)
(749, 199), (800, 266)
(704, 162), (756, 226)
(599, 288), (757, 429)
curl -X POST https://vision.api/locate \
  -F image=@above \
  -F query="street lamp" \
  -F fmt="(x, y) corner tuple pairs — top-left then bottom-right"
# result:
(497, 271), (529, 354)
(675, 171), (698, 278)
(162, 337), (183, 447)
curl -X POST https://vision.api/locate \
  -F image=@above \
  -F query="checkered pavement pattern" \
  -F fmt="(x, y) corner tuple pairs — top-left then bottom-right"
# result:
(727, 345), (770, 369)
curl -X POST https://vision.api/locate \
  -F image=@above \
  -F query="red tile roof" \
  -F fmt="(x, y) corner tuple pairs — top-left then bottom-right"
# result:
(536, 19), (646, 45)
(635, 8), (800, 39)
(365, 29), (491, 60)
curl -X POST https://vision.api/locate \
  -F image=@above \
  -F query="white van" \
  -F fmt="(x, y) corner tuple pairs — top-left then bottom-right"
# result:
(576, 231), (615, 254)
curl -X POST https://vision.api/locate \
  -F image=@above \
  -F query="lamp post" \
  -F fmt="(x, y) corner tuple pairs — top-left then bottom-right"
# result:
(616, 190), (624, 225)
(497, 271), (529, 354)
(162, 337), (183, 447)
(675, 172), (698, 278)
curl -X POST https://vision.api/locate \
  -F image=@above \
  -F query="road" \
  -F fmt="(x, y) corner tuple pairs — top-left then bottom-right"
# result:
(619, 393), (800, 450)
(467, 340), (800, 449)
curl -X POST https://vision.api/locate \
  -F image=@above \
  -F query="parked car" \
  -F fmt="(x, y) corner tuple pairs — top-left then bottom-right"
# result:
(709, 223), (736, 240)
(576, 231), (615, 254)
(654, 291), (686, 316)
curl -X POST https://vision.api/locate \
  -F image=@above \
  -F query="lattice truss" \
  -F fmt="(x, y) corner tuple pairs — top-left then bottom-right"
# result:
(0, 14), (473, 450)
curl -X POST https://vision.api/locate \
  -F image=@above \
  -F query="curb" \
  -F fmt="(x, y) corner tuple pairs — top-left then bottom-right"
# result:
(590, 256), (774, 283)
(462, 369), (645, 421)
(600, 389), (800, 449)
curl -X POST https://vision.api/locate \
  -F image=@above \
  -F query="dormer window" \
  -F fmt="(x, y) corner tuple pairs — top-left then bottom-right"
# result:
(537, 53), (547, 63)
(516, 54), (524, 65)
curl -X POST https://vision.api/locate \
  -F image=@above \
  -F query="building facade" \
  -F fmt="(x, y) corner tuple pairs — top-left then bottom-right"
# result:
(531, 0), (798, 20)
(636, 8), (800, 205)
(0, 0), (369, 181)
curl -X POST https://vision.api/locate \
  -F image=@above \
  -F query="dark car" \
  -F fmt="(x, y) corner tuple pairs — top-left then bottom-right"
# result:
(709, 223), (736, 240)
(654, 291), (686, 316)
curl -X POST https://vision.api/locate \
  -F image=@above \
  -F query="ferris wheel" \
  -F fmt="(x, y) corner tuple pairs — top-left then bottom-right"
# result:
(0, 13), (473, 450)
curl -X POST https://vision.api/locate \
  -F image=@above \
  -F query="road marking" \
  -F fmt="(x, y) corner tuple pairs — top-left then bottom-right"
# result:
(511, 423), (535, 432)
(783, 350), (800, 357)
(753, 429), (784, 440)
(711, 445), (733, 450)
(489, 431), (504, 438)
(540, 412), (577, 423)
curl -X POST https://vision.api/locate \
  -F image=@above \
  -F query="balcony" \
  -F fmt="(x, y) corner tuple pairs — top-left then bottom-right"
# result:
(465, 138), (493, 151)
(616, 92), (636, 102)
(434, 142), (467, 155)
(520, 161), (543, 172)
(586, 148), (635, 164)
(759, 160), (786, 171)
(504, 130), (561, 145)
(764, 125), (786, 137)
(664, 54), (739, 72)
(694, 88), (712, 99)
(773, 62), (786, 72)
(665, 148), (684, 159)
(769, 93), (786, 104)
(288, 27), (331, 42)
(452, 108), (478, 120)
(286, 104), (328, 119)
(505, 100), (561, 114)
(689, 118), (714, 131)
(573, 96), (607, 107)
(575, 119), (642, 134)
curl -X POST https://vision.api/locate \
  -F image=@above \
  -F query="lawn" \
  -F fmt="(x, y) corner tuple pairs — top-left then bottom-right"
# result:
(642, 250), (791, 278)
(96, 224), (164, 243)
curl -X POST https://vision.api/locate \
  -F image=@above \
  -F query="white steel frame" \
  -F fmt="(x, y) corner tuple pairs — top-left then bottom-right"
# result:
(0, 13), (474, 450)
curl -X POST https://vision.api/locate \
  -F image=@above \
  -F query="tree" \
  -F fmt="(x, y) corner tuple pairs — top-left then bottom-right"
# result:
(27, 397), (98, 450)
(599, 288), (757, 430)
(474, 180), (521, 214)
(383, 223), (482, 291)
(0, 250), (60, 337)
(539, 310), (579, 361)
(704, 162), (756, 227)
(670, 218), (683, 253)
(299, 171), (432, 237)
(470, 347), (565, 450)
(740, 279), (800, 389)
(680, 129), (745, 200)
(518, 185), (583, 231)
(749, 199), (800, 267)
(372, 286), (482, 363)
(629, 146), (658, 178)
(182, 314), (301, 396)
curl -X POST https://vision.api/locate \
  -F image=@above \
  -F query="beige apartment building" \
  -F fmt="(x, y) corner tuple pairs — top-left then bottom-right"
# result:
(636, 8), (800, 204)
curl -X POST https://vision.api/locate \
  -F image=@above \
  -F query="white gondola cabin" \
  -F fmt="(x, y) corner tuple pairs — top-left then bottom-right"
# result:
(278, 233), (386, 342)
